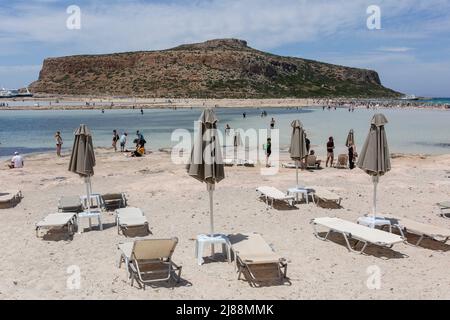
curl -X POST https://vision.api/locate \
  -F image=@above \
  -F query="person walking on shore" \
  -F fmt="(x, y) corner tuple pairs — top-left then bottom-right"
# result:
(112, 130), (119, 152)
(55, 131), (63, 157)
(326, 136), (335, 167)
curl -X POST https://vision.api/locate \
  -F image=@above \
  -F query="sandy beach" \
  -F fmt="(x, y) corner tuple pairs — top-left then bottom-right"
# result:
(1, 149), (449, 300)
(1, 96), (449, 111)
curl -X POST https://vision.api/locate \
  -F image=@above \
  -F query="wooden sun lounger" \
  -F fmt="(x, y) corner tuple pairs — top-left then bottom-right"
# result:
(256, 186), (295, 209)
(116, 207), (149, 235)
(382, 215), (450, 246)
(117, 238), (182, 289)
(36, 213), (78, 238)
(311, 217), (405, 254)
(228, 233), (288, 287)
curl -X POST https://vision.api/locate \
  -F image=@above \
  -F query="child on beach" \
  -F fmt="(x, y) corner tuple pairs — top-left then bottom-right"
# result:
(55, 131), (63, 157)
(119, 132), (128, 152)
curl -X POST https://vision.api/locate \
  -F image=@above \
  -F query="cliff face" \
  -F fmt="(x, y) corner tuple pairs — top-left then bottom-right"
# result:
(30, 39), (400, 98)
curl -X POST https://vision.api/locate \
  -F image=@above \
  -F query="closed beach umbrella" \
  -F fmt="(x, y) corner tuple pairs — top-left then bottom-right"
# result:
(187, 108), (225, 248)
(345, 129), (355, 147)
(357, 114), (391, 224)
(289, 120), (307, 188)
(68, 124), (96, 213)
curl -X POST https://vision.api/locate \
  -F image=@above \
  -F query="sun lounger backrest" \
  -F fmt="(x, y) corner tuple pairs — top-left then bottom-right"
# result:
(307, 155), (317, 167)
(59, 196), (81, 207)
(338, 154), (348, 164)
(132, 238), (178, 261)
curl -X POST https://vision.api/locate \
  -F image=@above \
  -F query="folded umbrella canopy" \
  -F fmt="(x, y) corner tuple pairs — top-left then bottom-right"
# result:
(357, 114), (391, 224)
(187, 109), (225, 243)
(68, 124), (96, 213)
(289, 120), (307, 188)
(345, 129), (355, 148)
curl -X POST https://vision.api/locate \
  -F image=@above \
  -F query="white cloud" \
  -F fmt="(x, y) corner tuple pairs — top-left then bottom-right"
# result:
(378, 47), (413, 53)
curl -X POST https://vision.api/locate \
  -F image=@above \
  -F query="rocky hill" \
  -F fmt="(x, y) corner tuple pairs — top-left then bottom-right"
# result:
(30, 39), (400, 98)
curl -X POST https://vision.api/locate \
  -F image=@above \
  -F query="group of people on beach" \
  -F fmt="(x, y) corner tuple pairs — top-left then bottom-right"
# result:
(112, 130), (147, 157)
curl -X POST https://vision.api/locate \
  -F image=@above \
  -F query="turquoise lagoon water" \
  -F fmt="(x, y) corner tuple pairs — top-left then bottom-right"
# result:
(0, 107), (449, 158)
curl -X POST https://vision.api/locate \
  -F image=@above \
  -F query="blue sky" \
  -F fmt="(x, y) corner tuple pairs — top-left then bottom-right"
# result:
(1, 0), (450, 97)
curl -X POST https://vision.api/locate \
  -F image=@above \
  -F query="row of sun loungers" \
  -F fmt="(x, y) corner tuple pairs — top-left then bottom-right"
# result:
(37, 193), (130, 238)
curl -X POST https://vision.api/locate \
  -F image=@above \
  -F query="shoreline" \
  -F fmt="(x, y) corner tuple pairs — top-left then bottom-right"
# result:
(0, 96), (449, 111)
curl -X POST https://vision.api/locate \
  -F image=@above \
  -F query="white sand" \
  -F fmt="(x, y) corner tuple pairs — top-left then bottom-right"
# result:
(0, 149), (449, 300)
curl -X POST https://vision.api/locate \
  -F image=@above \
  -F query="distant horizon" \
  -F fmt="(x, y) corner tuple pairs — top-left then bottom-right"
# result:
(1, 0), (449, 96)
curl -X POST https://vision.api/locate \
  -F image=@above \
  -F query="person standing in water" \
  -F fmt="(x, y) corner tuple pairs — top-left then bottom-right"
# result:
(112, 130), (120, 152)
(326, 136), (335, 167)
(55, 131), (63, 157)
(270, 118), (275, 129)
(140, 108), (144, 115)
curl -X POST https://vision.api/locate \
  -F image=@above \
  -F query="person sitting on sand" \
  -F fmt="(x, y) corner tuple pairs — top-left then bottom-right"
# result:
(9, 152), (24, 169)
(130, 144), (145, 157)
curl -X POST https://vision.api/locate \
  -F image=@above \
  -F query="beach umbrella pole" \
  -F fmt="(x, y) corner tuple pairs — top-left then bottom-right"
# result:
(372, 175), (379, 222)
(207, 183), (215, 255)
(295, 160), (299, 188)
(85, 176), (91, 213)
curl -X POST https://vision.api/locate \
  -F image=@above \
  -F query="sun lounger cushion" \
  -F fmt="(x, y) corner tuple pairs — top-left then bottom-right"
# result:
(313, 217), (404, 246)
(256, 187), (294, 200)
(228, 233), (282, 264)
(310, 187), (342, 204)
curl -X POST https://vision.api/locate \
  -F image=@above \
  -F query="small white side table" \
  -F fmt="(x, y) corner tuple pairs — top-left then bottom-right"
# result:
(357, 216), (392, 232)
(78, 210), (103, 233)
(287, 187), (315, 204)
(195, 234), (231, 266)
